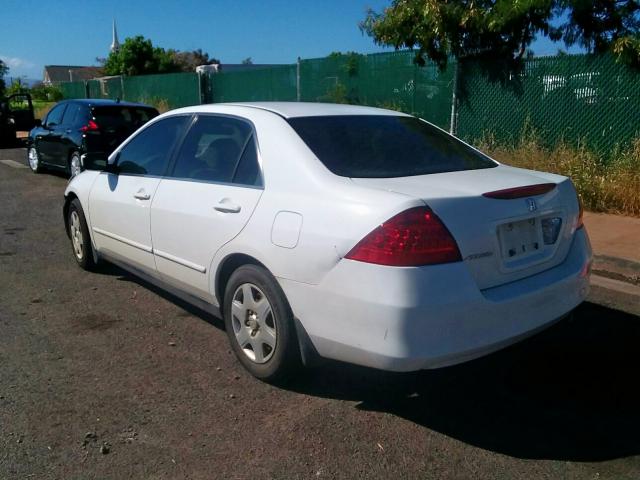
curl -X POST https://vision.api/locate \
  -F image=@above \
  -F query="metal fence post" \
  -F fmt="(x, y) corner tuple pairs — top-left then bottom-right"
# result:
(449, 60), (459, 136)
(296, 57), (301, 102)
(120, 75), (125, 101)
(197, 71), (203, 104)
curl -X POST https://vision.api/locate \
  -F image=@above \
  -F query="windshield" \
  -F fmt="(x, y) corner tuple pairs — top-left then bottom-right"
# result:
(288, 115), (497, 178)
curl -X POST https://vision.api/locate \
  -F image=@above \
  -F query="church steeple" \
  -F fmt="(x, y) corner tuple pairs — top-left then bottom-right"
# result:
(110, 19), (120, 53)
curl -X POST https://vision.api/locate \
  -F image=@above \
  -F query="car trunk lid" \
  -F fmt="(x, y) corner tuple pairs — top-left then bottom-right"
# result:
(350, 164), (580, 290)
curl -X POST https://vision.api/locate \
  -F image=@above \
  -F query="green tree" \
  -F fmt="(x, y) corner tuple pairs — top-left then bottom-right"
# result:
(361, 0), (640, 69)
(103, 36), (181, 76)
(30, 82), (63, 102)
(0, 59), (8, 97)
(7, 78), (28, 96)
(171, 49), (220, 72)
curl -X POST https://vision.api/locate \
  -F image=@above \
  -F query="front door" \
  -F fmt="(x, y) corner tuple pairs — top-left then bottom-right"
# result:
(36, 103), (66, 165)
(7, 94), (35, 131)
(89, 115), (190, 275)
(150, 114), (264, 302)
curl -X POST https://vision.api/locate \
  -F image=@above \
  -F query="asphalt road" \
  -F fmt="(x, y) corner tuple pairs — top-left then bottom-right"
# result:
(2, 146), (640, 479)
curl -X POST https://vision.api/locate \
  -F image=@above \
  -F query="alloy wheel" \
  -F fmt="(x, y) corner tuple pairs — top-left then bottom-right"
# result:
(28, 148), (39, 171)
(70, 154), (82, 178)
(69, 210), (84, 260)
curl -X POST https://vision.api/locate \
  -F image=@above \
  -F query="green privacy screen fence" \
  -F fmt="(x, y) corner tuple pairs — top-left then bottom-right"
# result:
(60, 72), (201, 108)
(59, 50), (640, 156)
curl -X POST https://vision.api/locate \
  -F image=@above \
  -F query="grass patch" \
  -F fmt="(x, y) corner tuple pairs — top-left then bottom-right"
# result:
(33, 100), (55, 120)
(476, 133), (640, 217)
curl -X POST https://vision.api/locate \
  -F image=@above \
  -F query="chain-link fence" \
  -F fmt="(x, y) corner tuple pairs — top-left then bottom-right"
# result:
(457, 54), (640, 154)
(58, 51), (640, 156)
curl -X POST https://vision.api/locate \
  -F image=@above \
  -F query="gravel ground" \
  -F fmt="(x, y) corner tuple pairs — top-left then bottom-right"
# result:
(1, 146), (640, 479)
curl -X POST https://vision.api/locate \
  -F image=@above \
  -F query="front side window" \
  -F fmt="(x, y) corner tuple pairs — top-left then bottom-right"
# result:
(288, 115), (497, 178)
(117, 116), (189, 176)
(45, 104), (67, 127)
(170, 115), (254, 184)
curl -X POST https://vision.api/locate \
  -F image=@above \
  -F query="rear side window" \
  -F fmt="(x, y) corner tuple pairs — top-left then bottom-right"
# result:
(170, 115), (254, 184)
(232, 137), (261, 186)
(93, 106), (158, 131)
(117, 116), (189, 176)
(288, 115), (497, 178)
(45, 103), (66, 127)
(62, 103), (82, 126)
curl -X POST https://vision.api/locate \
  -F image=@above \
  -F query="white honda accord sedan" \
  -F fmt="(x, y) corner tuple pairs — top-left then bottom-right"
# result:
(63, 102), (592, 381)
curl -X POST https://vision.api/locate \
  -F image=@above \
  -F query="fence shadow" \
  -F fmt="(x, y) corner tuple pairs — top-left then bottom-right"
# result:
(287, 302), (640, 461)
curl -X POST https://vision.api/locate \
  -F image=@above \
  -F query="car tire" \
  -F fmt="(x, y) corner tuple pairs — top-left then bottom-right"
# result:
(223, 264), (301, 383)
(67, 198), (97, 271)
(27, 146), (42, 173)
(69, 151), (82, 178)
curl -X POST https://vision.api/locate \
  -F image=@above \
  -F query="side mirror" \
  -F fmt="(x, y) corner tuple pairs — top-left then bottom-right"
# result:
(81, 153), (113, 172)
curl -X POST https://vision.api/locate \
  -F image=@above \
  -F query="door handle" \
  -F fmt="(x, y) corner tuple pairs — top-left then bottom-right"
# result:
(65, 129), (72, 134)
(214, 201), (241, 213)
(133, 189), (151, 200)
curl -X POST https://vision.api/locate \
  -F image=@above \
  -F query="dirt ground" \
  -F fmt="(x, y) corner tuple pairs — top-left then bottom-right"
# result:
(2, 146), (640, 479)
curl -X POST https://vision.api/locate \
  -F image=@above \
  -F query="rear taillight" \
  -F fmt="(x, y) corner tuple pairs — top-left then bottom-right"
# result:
(80, 120), (99, 132)
(482, 183), (556, 199)
(345, 207), (462, 267)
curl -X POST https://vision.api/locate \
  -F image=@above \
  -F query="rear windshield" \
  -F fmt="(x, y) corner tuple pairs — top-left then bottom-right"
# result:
(93, 106), (158, 130)
(288, 115), (497, 178)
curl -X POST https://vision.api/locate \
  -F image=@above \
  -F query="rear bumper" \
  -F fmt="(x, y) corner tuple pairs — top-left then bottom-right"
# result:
(280, 228), (592, 371)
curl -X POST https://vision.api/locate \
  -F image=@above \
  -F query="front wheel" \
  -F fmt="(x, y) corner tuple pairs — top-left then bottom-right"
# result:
(223, 265), (301, 382)
(28, 147), (42, 173)
(68, 198), (97, 270)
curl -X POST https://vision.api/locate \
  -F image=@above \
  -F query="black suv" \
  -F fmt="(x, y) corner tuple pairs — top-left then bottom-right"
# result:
(27, 99), (159, 176)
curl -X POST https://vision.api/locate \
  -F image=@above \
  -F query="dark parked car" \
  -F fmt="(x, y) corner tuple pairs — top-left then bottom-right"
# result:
(27, 99), (159, 176)
(0, 93), (36, 146)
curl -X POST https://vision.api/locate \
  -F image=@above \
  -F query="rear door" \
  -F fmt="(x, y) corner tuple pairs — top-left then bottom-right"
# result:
(58, 102), (83, 164)
(150, 114), (263, 302)
(89, 115), (190, 275)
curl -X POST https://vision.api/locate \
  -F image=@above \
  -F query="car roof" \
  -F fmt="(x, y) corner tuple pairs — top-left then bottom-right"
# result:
(173, 102), (412, 119)
(63, 99), (157, 109)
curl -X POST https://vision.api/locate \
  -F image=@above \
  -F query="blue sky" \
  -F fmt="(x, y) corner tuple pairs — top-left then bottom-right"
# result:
(1, 0), (580, 81)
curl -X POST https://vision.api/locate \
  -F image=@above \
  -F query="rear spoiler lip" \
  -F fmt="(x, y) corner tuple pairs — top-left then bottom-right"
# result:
(482, 183), (557, 199)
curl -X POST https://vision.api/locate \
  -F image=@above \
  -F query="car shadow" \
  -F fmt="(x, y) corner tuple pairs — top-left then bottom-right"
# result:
(91, 261), (640, 461)
(286, 302), (640, 462)
(99, 262), (224, 331)
(0, 138), (27, 149)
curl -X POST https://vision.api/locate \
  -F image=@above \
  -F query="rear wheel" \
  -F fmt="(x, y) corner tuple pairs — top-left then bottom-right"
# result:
(223, 265), (301, 382)
(69, 152), (82, 178)
(28, 147), (42, 173)
(68, 199), (97, 270)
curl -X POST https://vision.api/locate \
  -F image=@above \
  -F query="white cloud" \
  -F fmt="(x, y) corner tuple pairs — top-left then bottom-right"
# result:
(0, 55), (35, 70)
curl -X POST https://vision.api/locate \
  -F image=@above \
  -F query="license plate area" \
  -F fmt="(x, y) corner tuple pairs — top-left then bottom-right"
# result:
(497, 217), (543, 261)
